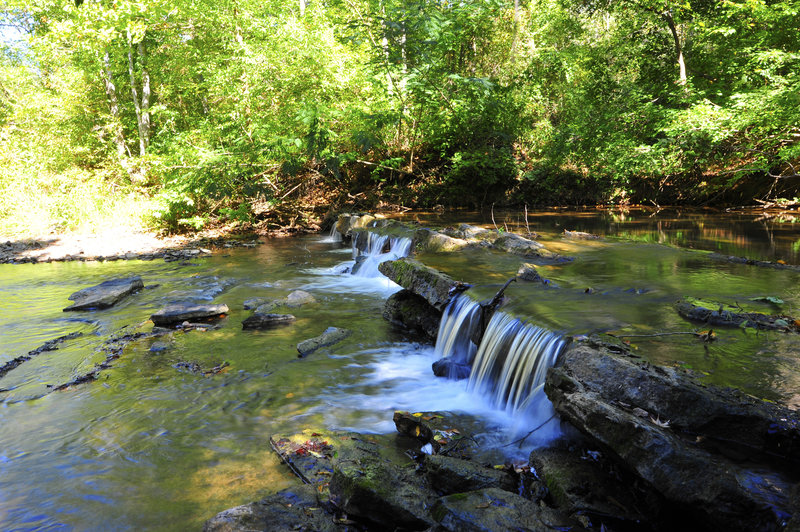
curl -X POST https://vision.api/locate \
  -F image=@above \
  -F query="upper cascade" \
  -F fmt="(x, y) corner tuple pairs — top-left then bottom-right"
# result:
(436, 293), (567, 415)
(350, 230), (413, 278)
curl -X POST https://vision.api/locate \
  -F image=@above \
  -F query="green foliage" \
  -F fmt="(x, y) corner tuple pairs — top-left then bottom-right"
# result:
(2, 0), (800, 234)
(445, 148), (518, 207)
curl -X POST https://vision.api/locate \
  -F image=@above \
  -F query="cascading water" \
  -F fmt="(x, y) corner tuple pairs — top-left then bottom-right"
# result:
(434, 294), (481, 364)
(436, 293), (566, 419)
(350, 231), (413, 278)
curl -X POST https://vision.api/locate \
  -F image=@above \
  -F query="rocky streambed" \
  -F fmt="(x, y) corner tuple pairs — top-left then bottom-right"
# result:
(204, 214), (800, 531)
(3, 209), (800, 530)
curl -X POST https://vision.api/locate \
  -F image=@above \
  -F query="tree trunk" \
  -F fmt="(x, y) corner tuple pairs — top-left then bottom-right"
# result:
(299, 0), (306, 16)
(511, 0), (519, 56)
(663, 11), (687, 85)
(138, 40), (151, 153)
(126, 29), (146, 156)
(101, 51), (128, 158)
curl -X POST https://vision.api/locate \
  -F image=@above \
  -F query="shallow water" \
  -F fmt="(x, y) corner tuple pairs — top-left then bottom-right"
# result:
(1, 208), (799, 530)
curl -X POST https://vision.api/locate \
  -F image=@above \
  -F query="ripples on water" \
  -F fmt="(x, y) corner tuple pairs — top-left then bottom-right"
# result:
(1, 208), (799, 529)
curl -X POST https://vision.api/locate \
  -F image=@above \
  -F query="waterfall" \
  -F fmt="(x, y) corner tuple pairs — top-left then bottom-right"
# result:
(435, 294), (566, 416)
(350, 231), (413, 278)
(323, 223), (341, 243)
(434, 294), (481, 364)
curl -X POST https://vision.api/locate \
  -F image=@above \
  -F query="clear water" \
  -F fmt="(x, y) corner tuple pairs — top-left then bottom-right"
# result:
(1, 208), (799, 530)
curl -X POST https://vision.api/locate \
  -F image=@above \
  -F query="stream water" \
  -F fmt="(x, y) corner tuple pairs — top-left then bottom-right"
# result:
(1, 208), (799, 530)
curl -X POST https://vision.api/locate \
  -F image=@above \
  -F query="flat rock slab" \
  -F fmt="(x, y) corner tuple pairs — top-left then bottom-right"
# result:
(63, 276), (144, 311)
(431, 487), (581, 532)
(241, 313), (296, 330)
(378, 258), (468, 311)
(151, 303), (229, 326)
(676, 301), (799, 332)
(424, 454), (516, 495)
(297, 327), (351, 357)
(493, 233), (570, 261)
(271, 430), (435, 530)
(546, 341), (799, 531)
(203, 485), (344, 532)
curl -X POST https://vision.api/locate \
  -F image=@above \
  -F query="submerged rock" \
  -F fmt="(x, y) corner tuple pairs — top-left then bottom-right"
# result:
(241, 313), (295, 330)
(431, 358), (471, 380)
(285, 289), (316, 307)
(493, 233), (569, 261)
(378, 258), (468, 311)
(63, 276), (144, 311)
(563, 229), (601, 240)
(383, 289), (442, 340)
(203, 485), (343, 532)
(150, 303), (229, 326)
(676, 300), (799, 332)
(546, 341), (800, 531)
(297, 327), (351, 357)
(242, 297), (268, 310)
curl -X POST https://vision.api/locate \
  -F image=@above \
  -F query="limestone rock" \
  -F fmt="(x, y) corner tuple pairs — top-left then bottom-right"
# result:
(285, 289), (316, 307)
(424, 454), (517, 495)
(203, 485), (343, 532)
(545, 341), (799, 531)
(383, 289), (442, 340)
(529, 444), (652, 529)
(378, 258), (468, 311)
(241, 313), (295, 330)
(63, 276), (144, 311)
(242, 297), (268, 310)
(413, 228), (471, 252)
(150, 303), (228, 326)
(493, 233), (570, 261)
(297, 327), (351, 357)
(430, 487), (581, 532)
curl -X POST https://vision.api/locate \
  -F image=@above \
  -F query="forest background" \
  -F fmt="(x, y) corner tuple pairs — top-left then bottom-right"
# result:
(1, 0), (798, 235)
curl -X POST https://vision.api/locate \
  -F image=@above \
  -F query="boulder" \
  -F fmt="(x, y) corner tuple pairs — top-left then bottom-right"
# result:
(329, 440), (436, 531)
(424, 454), (517, 495)
(431, 358), (471, 380)
(271, 430), (435, 530)
(493, 233), (570, 261)
(378, 258), (468, 311)
(545, 341), (799, 531)
(150, 303), (229, 327)
(203, 485), (343, 532)
(297, 327), (351, 357)
(336, 213), (376, 239)
(529, 444), (652, 529)
(393, 411), (476, 458)
(241, 313), (295, 330)
(285, 289), (316, 307)
(430, 487), (581, 532)
(63, 276), (144, 311)
(242, 297), (268, 310)
(413, 228), (471, 252)
(383, 289), (442, 340)
(516, 262), (558, 286)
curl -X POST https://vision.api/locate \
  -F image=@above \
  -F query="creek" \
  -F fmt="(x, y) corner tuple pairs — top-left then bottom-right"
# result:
(1, 207), (799, 530)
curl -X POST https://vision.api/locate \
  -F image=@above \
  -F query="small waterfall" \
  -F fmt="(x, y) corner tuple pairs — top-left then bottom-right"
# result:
(434, 294), (481, 364)
(435, 293), (566, 416)
(350, 231), (413, 278)
(323, 223), (341, 243)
